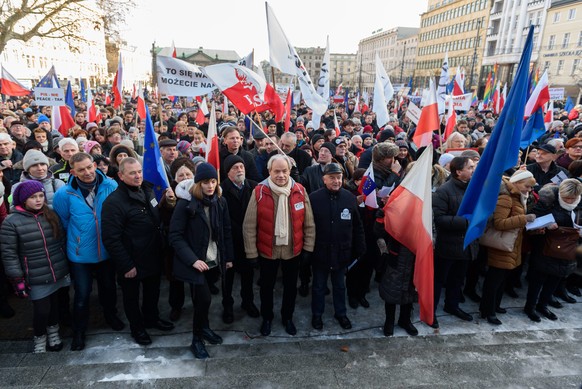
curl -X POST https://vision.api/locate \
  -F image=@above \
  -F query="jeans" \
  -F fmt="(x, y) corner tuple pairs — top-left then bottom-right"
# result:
(311, 266), (347, 317)
(259, 256), (300, 321)
(69, 260), (118, 333)
(118, 274), (161, 333)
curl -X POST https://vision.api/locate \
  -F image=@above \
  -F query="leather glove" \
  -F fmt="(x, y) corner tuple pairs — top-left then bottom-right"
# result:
(10, 277), (29, 298)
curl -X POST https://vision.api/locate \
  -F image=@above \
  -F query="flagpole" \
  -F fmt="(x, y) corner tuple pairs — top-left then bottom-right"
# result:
(246, 114), (286, 156)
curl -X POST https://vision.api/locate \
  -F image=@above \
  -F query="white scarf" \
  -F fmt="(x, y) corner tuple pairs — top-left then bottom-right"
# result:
(559, 194), (581, 211)
(268, 177), (292, 246)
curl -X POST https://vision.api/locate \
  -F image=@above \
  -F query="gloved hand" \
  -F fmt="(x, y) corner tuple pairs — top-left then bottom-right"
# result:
(301, 250), (312, 267)
(525, 214), (536, 223)
(381, 252), (398, 269)
(10, 277), (29, 298)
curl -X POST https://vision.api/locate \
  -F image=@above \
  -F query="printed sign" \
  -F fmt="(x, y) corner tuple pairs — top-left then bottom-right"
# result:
(34, 87), (64, 106)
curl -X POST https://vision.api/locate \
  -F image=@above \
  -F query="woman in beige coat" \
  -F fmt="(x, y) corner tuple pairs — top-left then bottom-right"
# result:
(479, 170), (537, 325)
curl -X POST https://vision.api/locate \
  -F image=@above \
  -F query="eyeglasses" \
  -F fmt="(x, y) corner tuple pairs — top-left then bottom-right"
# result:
(571, 145), (582, 149)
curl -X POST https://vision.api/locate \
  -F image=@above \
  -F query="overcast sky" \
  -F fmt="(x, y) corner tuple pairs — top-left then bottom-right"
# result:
(122, 0), (427, 62)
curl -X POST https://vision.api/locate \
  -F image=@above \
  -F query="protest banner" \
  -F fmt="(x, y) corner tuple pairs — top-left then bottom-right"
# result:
(156, 56), (216, 97)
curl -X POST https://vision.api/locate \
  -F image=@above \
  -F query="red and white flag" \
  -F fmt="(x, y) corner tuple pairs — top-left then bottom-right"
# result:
(333, 109), (340, 137)
(354, 93), (360, 113)
(202, 63), (284, 121)
(492, 81), (501, 115)
(105, 91), (111, 106)
(544, 100), (554, 130)
(413, 78), (439, 148)
(452, 66), (464, 96)
(384, 144), (434, 326)
(500, 83), (507, 113)
(52, 106), (76, 136)
(284, 87), (292, 132)
(206, 102), (220, 172)
(444, 96), (457, 140)
(195, 96), (208, 125)
(358, 162), (378, 209)
(171, 41), (177, 58)
(335, 83), (343, 96)
(222, 94), (229, 114)
(524, 69), (550, 118)
(0, 65), (30, 96)
(112, 53), (123, 108)
(137, 82), (146, 120)
(87, 83), (102, 123)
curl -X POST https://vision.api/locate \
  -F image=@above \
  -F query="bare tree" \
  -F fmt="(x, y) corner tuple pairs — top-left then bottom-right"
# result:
(0, 0), (133, 55)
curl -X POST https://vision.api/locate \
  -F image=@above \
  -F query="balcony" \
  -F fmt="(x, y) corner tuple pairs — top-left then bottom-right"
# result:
(487, 32), (499, 39)
(528, 0), (544, 8)
(490, 11), (502, 19)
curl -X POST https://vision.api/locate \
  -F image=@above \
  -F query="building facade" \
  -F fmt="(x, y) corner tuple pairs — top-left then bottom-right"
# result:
(330, 53), (358, 90)
(537, 0), (582, 102)
(482, 0), (550, 88)
(416, 0), (491, 92)
(357, 27), (419, 93)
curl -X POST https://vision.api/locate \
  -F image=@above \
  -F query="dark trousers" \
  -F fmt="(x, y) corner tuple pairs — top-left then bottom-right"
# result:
(346, 249), (376, 300)
(118, 274), (161, 333)
(189, 280), (211, 335)
(259, 256), (300, 321)
(434, 257), (470, 311)
(465, 246), (487, 292)
(69, 260), (118, 333)
(312, 266), (347, 317)
(32, 292), (59, 336)
(526, 269), (561, 309)
(168, 280), (185, 310)
(222, 260), (255, 308)
(480, 266), (510, 316)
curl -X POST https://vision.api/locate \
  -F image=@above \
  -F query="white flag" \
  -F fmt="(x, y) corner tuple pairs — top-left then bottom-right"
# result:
(313, 36), (331, 130)
(375, 53), (394, 103)
(265, 2), (327, 115)
(437, 52), (449, 115)
(374, 53), (390, 128)
(237, 51), (254, 69)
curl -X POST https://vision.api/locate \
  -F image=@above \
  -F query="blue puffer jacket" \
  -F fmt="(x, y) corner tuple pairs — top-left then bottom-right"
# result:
(53, 169), (117, 263)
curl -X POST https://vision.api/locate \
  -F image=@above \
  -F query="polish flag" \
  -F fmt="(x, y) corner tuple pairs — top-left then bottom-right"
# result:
(0, 65), (30, 96)
(206, 102), (220, 172)
(412, 78), (439, 148)
(223, 94), (229, 115)
(492, 81), (501, 115)
(171, 41), (177, 58)
(105, 91), (111, 106)
(333, 109), (340, 137)
(358, 162), (378, 209)
(335, 83), (343, 96)
(452, 67), (464, 96)
(202, 63), (284, 121)
(444, 96), (457, 140)
(137, 82), (146, 120)
(112, 53), (123, 108)
(544, 100), (554, 130)
(524, 69), (550, 118)
(500, 83), (507, 113)
(354, 93), (360, 113)
(384, 144), (434, 326)
(52, 106), (76, 136)
(87, 84), (102, 123)
(195, 96), (208, 125)
(284, 88), (292, 132)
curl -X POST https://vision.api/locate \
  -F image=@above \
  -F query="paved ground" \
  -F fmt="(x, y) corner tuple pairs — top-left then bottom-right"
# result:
(0, 272), (581, 388)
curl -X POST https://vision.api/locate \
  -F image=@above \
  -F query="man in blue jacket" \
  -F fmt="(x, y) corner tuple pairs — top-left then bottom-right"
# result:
(53, 152), (123, 351)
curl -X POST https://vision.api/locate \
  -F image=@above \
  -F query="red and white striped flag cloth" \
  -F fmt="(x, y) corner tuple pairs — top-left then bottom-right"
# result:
(413, 78), (439, 148)
(0, 65), (30, 96)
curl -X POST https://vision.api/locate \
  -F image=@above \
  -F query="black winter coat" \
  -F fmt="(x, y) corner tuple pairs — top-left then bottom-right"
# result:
(0, 208), (68, 286)
(0, 150), (24, 185)
(309, 187), (366, 270)
(287, 147), (314, 176)
(526, 162), (569, 192)
(530, 185), (578, 277)
(220, 178), (257, 262)
(101, 182), (163, 279)
(301, 164), (324, 194)
(433, 177), (479, 260)
(379, 241), (416, 305)
(168, 196), (234, 285)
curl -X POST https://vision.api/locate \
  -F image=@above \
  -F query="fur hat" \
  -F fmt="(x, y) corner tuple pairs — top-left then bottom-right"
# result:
(372, 142), (399, 162)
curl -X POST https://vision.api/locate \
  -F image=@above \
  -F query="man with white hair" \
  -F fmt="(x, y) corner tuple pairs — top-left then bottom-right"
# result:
(0, 133), (23, 185)
(50, 138), (79, 183)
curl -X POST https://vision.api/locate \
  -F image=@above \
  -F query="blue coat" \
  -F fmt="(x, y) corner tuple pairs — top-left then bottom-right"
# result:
(53, 170), (118, 264)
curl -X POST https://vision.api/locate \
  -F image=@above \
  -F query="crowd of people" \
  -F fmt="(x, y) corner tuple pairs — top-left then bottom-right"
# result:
(0, 93), (581, 359)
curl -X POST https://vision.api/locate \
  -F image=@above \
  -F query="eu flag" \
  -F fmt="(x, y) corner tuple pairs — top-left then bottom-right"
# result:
(65, 81), (76, 117)
(80, 79), (87, 103)
(37, 66), (60, 88)
(520, 107), (545, 148)
(457, 26), (535, 248)
(565, 96), (574, 113)
(143, 105), (170, 201)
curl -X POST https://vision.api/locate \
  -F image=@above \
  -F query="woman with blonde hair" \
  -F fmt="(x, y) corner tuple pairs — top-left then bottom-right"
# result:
(444, 132), (467, 150)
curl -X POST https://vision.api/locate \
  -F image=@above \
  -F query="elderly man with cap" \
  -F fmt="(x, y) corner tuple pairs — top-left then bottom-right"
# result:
(309, 163), (365, 331)
(219, 154), (260, 323)
(50, 138), (79, 183)
(12, 150), (65, 208)
(0, 132), (24, 185)
(346, 142), (401, 309)
(556, 138), (582, 170)
(333, 137), (358, 180)
(159, 138), (178, 179)
(243, 154), (315, 336)
(9, 120), (29, 153)
(526, 143), (569, 192)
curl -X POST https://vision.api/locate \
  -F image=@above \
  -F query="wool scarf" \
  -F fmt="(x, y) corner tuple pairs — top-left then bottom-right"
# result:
(267, 177), (292, 246)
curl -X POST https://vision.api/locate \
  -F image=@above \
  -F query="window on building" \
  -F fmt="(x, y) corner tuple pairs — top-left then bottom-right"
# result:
(557, 60), (564, 74)
(553, 12), (560, 23)
(573, 59), (580, 75)
(568, 9), (576, 20)
(563, 32), (570, 48)
(578, 31), (582, 46)
(548, 35), (555, 49)
(536, 11), (541, 25)
(544, 61), (550, 71)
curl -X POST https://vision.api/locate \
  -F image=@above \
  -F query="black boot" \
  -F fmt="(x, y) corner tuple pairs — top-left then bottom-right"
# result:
(190, 335), (209, 359)
(397, 304), (418, 336)
(383, 303), (396, 336)
(70, 331), (85, 351)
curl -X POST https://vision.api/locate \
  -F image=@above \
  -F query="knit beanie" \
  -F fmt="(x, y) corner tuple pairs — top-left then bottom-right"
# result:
(311, 134), (324, 145)
(23, 149), (49, 171)
(509, 170), (534, 183)
(37, 114), (50, 124)
(320, 142), (336, 158)
(194, 162), (218, 182)
(84, 140), (101, 154)
(13, 180), (45, 207)
(223, 154), (245, 173)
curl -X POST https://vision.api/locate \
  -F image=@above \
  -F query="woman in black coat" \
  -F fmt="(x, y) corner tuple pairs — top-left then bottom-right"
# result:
(168, 163), (234, 360)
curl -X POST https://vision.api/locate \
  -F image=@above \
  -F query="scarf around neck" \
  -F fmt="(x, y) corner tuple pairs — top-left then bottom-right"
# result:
(267, 177), (292, 246)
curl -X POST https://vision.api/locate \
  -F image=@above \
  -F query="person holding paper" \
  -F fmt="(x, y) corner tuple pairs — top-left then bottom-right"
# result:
(526, 144), (569, 192)
(524, 179), (582, 322)
(480, 171), (536, 325)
